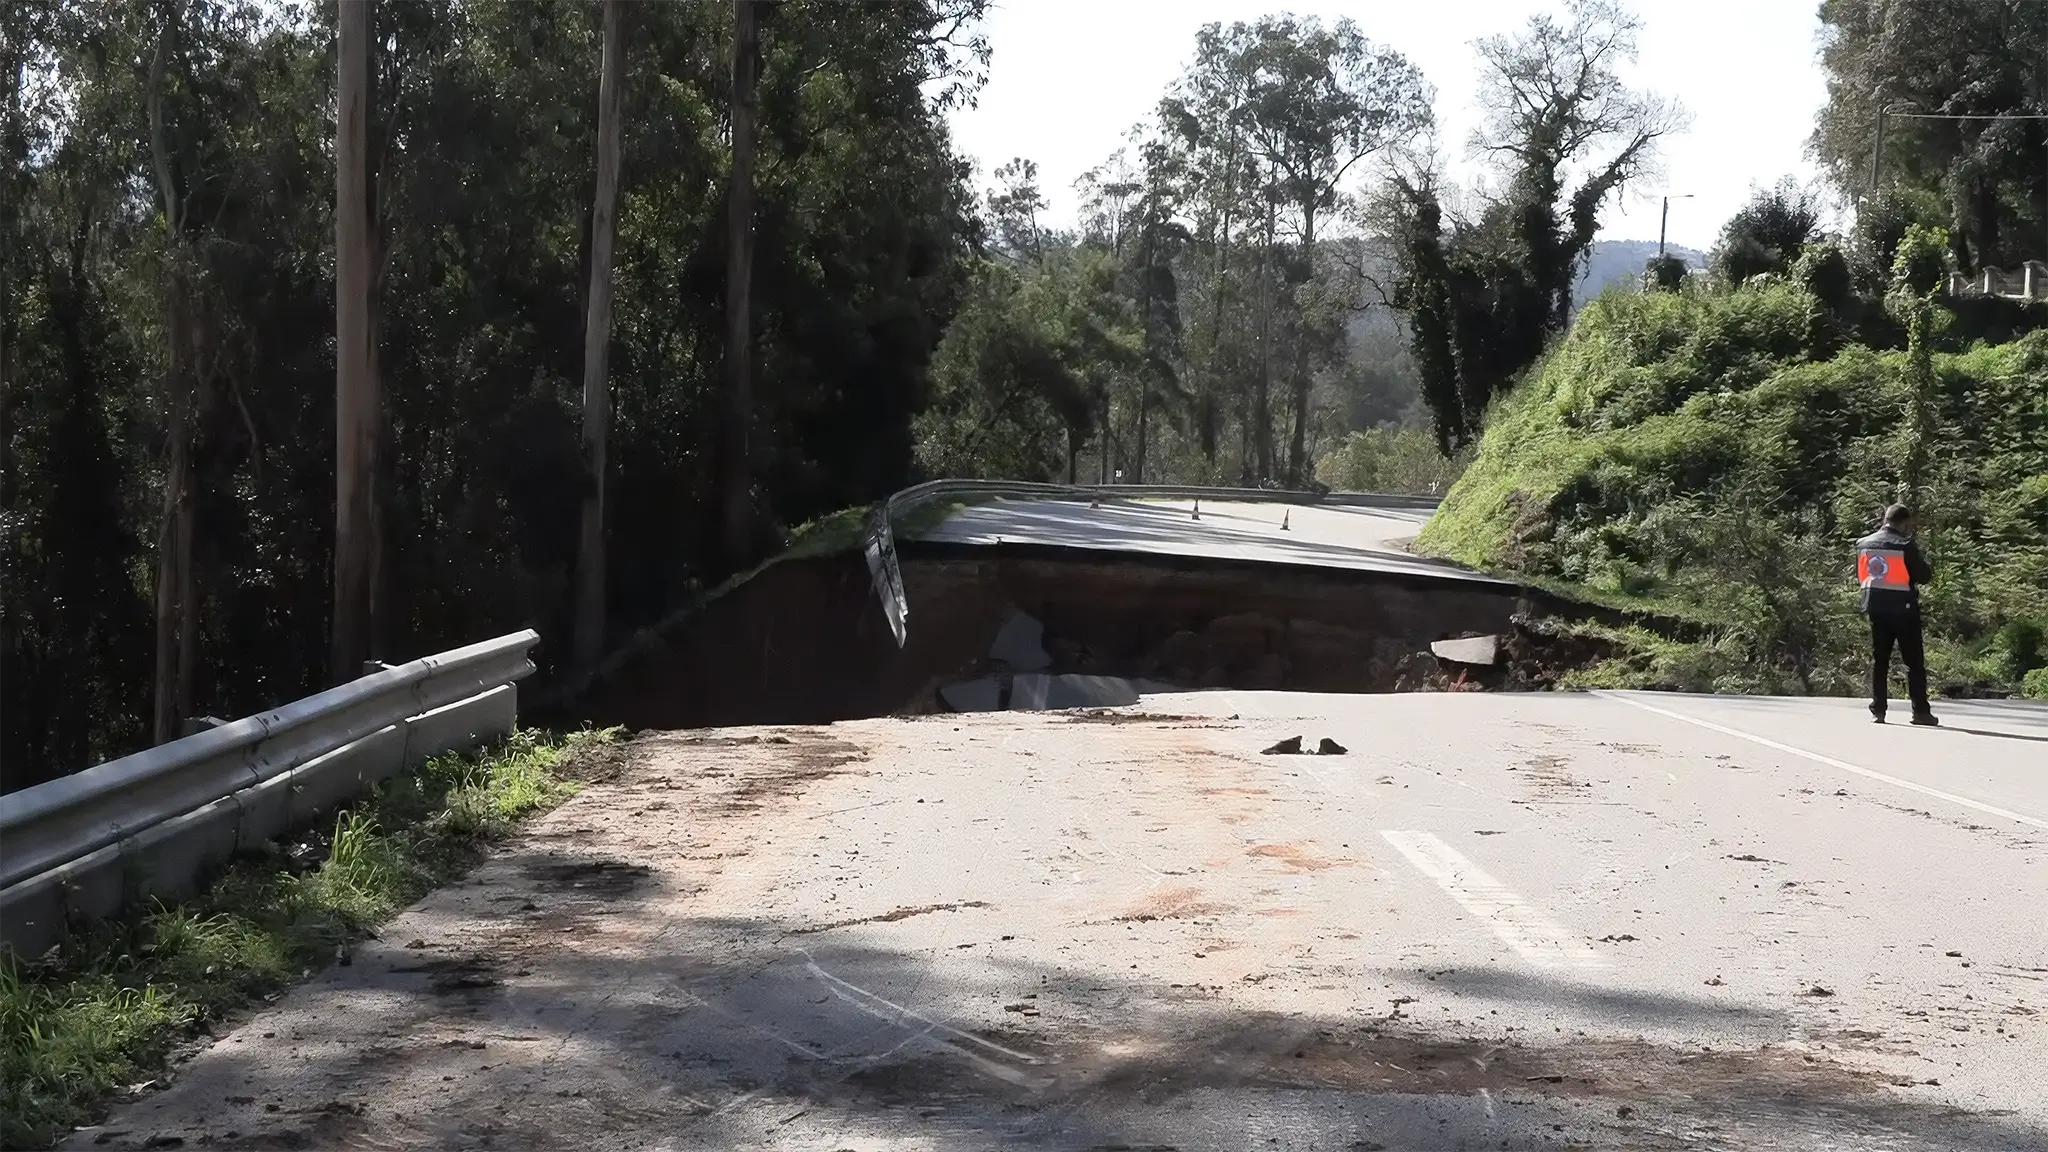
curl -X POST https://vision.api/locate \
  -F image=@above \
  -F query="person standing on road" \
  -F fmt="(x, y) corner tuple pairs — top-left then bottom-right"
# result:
(1857, 504), (1937, 726)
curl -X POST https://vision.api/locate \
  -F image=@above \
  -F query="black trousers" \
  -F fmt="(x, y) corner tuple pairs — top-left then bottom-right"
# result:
(1869, 611), (1929, 715)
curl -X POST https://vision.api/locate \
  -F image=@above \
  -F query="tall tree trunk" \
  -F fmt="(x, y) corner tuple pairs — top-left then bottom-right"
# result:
(1284, 201), (1315, 488)
(148, 3), (197, 743)
(333, 0), (375, 685)
(1252, 188), (1276, 483)
(573, 0), (627, 676)
(1098, 395), (1109, 483)
(151, 337), (193, 743)
(1974, 176), (2001, 269)
(1135, 395), (1148, 484)
(1238, 390), (1252, 486)
(719, 0), (759, 571)
(365, 279), (386, 661)
(1200, 212), (1233, 466)
(1200, 120), (1241, 467)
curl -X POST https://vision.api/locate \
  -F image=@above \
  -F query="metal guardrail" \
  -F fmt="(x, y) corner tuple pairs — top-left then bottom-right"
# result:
(860, 479), (1445, 648)
(0, 630), (539, 957)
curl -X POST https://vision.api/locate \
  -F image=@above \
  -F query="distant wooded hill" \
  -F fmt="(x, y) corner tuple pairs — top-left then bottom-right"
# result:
(1575, 239), (1708, 306)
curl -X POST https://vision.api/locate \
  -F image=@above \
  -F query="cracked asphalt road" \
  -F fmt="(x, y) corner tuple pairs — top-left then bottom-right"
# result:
(72, 691), (2048, 1150)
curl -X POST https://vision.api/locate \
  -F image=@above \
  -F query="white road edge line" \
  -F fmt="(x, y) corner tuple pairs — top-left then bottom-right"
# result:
(1379, 831), (1606, 972)
(1596, 691), (2048, 832)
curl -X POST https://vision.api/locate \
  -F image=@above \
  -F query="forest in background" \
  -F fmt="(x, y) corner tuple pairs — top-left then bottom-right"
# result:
(2, 0), (988, 790)
(8, 0), (2048, 791)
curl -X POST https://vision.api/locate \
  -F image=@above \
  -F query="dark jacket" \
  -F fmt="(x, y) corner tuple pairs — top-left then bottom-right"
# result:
(1855, 526), (1932, 615)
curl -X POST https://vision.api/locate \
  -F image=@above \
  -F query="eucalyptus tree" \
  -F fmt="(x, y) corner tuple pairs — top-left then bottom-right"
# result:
(1160, 15), (1428, 483)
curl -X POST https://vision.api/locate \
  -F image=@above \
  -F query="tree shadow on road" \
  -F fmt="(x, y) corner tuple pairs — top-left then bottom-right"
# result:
(75, 893), (2047, 1152)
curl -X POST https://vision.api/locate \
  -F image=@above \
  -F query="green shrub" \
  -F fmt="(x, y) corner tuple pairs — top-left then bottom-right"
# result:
(1998, 619), (2048, 682)
(2025, 667), (2048, 700)
(1793, 242), (1855, 314)
(1891, 223), (1952, 298)
(1643, 254), (1688, 292)
(0, 729), (613, 1148)
(1315, 426), (1469, 496)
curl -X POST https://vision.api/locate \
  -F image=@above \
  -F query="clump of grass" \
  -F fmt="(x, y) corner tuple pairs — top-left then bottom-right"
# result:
(0, 727), (617, 1148)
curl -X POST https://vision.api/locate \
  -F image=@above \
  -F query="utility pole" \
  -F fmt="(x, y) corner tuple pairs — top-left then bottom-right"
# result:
(719, 0), (760, 572)
(1658, 194), (1691, 258)
(1869, 96), (1886, 199)
(333, 0), (375, 686)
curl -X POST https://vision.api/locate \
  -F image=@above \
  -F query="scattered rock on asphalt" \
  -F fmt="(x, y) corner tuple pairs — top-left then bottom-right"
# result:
(1262, 736), (1304, 755)
(1316, 737), (1347, 755)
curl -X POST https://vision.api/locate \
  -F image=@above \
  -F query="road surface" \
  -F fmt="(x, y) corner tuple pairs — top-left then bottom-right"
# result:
(75, 691), (2048, 1150)
(911, 497), (1506, 585)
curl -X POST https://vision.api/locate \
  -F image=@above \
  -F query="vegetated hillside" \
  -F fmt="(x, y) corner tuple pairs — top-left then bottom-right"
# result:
(1419, 280), (2048, 698)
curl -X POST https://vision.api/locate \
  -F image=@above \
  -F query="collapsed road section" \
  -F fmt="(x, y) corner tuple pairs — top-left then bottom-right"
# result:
(570, 486), (1587, 732)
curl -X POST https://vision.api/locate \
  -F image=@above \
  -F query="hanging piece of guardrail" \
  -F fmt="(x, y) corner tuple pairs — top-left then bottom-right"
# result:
(862, 504), (909, 649)
(0, 630), (540, 960)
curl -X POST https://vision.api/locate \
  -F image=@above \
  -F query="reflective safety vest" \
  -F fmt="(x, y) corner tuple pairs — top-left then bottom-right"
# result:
(1858, 547), (1911, 590)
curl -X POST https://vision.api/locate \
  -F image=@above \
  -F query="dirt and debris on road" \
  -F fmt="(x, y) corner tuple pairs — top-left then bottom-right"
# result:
(70, 701), (2048, 1151)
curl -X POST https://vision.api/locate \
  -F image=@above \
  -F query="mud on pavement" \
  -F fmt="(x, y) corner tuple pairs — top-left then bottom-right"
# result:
(70, 717), (2041, 1151)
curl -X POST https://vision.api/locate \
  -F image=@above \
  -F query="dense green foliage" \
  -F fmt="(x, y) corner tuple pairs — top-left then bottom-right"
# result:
(1314, 426), (1467, 497)
(1813, 0), (2048, 273)
(1421, 277), (2048, 695)
(921, 14), (1435, 489)
(0, 728), (615, 1148)
(915, 250), (1136, 482)
(1711, 177), (1823, 285)
(1386, 0), (1680, 452)
(0, 0), (984, 790)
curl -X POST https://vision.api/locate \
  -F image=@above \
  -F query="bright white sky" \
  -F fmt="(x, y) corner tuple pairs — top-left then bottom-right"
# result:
(945, 0), (1832, 252)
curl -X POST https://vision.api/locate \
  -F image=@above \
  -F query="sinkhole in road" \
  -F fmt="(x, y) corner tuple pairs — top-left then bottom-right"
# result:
(560, 544), (1618, 732)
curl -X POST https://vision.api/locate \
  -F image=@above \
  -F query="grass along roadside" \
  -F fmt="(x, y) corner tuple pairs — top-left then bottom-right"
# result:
(0, 727), (622, 1149)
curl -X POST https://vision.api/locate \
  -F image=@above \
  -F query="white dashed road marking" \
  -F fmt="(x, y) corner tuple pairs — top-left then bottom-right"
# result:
(1380, 830), (1606, 971)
